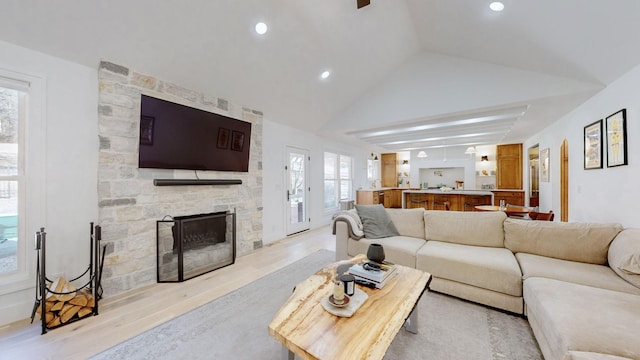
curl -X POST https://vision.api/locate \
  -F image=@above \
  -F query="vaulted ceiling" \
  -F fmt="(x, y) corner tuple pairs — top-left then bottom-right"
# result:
(2, 0), (639, 151)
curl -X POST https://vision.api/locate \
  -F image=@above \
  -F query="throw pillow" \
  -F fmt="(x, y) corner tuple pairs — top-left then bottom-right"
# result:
(355, 204), (400, 239)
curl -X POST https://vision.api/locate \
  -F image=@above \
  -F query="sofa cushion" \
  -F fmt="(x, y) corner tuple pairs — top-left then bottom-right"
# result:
(416, 240), (522, 296)
(424, 210), (507, 247)
(566, 351), (634, 360)
(516, 253), (640, 295)
(504, 218), (623, 265)
(354, 204), (400, 239)
(608, 229), (640, 289)
(347, 236), (425, 268)
(524, 277), (640, 360)
(385, 208), (425, 239)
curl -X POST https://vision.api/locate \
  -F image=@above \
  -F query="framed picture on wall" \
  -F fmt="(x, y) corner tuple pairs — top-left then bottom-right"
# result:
(606, 109), (628, 167)
(584, 119), (603, 169)
(140, 115), (155, 145)
(217, 128), (230, 149)
(540, 148), (550, 182)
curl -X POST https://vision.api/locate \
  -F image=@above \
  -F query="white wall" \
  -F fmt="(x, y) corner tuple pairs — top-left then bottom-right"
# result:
(0, 40), (98, 326)
(262, 119), (369, 244)
(524, 64), (640, 228)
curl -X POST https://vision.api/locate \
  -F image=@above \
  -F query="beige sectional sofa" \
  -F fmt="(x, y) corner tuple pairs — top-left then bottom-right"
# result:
(333, 206), (640, 360)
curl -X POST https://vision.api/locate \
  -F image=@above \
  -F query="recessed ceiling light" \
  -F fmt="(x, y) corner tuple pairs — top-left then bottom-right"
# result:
(255, 22), (268, 35)
(489, 2), (504, 12)
(320, 70), (331, 79)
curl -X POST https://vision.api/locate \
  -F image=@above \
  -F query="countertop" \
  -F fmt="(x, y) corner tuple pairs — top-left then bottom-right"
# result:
(357, 187), (418, 192)
(490, 189), (525, 192)
(401, 189), (494, 196)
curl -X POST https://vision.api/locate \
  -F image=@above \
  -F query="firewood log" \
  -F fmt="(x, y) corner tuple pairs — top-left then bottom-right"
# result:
(77, 307), (93, 318)
(69, 292), (88, 307)
(50, 301), (65, 312)
(60, 305), (82, 323)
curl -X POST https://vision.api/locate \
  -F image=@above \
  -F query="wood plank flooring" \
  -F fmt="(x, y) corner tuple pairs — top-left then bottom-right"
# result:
(0, 226), (335, 359)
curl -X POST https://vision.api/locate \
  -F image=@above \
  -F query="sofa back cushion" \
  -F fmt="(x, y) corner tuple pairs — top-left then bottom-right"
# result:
(424, 210), (507, 247)
(504, 218), (623, 265)
(386, 208), (425, 239)
(608, 228), (640, 289)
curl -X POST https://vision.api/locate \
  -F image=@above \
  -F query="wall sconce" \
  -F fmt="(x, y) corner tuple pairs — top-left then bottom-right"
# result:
(417, 151), (427, 158)
(402, 160), (409, 165)
(481, 155), (489, 162)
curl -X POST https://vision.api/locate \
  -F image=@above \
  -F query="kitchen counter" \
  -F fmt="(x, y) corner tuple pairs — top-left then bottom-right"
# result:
(402, 189), (494, 196)
(402, 190), (494, 210)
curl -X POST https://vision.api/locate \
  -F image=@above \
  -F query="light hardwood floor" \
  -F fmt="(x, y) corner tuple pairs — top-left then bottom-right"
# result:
(0, 226), (336, 359)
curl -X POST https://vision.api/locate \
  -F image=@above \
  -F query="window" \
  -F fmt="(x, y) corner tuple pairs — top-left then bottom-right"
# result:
(0, 86), (22, 277)
(324, 152), (352, 211)
(0, 69), (43, 293)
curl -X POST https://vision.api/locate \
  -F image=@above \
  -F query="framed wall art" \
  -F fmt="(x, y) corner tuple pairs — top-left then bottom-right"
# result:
(584, 119), (603, 169)
(217, 128), (230, 149)
(540, 148), (550, 182)
(231, 130), (245, 152)
(606, 109), (627, 167)
(140, 115), (155, 145)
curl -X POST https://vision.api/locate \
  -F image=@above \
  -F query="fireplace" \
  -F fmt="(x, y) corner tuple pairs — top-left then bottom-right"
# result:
(157, 210), (236, 282)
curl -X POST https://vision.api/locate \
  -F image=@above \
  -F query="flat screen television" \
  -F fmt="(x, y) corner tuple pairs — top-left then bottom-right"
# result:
(138, 95), (251, 172)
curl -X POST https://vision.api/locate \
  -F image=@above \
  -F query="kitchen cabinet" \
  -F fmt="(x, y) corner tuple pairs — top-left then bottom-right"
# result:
(383, 189), (403, 208)
(403, 192), (492, 211)
(496, 144), (523, 190)
(356, 190), (381, 205)
(492, 190), (525, 206)
(461, 195), (493, 211)
(381, 153), (398, 187)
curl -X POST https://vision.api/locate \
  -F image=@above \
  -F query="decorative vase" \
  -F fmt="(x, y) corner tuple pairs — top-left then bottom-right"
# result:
(367, 243), (385, 263)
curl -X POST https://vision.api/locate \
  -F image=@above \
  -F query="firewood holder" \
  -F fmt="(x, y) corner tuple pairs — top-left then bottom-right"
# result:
(32, 223), (104, 334)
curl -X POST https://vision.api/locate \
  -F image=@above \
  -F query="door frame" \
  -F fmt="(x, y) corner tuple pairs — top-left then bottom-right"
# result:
(285, 146), (310, 235)
(560, 139), (569, 222)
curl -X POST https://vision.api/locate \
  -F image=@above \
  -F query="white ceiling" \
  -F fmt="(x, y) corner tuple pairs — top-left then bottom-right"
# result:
(1, 0), (639, 152)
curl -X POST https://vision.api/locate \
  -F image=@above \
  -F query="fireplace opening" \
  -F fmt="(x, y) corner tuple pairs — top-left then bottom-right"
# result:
(157, 210), (236, 282)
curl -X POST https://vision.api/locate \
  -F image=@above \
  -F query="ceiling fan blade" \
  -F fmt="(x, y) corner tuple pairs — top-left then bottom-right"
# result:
(357, 0), (371, 9)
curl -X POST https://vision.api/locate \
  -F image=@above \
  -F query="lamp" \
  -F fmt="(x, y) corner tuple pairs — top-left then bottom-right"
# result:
(481, 155), (489, 162)
(417, 151), (427, 158)
(464, 146), (477, 155)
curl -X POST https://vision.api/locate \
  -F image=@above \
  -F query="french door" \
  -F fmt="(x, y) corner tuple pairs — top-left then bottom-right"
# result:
(286, 147), (310, 235)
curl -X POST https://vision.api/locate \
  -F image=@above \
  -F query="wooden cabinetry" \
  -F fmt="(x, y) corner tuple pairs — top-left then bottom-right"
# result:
(381, 153), (397, 187)
(492, 190), (525, 206)
(496, 144), (523, 190)
(383, 189), (403, 208)
(461, 195), (493, 211)
(356, 190), (380, 205)
(403, 192), (492, 211)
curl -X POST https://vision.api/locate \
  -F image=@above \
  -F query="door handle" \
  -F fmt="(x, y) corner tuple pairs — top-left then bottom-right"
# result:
(287, 190), (290, 202)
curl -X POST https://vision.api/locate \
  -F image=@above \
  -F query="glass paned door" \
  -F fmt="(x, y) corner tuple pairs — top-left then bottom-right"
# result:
(286, 147), (309, 235)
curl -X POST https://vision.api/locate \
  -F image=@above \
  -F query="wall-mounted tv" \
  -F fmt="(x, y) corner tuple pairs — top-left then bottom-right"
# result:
(138, 95), (251, 172)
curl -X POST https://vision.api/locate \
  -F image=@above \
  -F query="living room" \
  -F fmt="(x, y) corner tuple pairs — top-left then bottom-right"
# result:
(1, 1), (640, 358)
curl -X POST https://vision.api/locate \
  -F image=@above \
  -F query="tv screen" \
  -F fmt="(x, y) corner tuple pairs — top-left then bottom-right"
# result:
(138, 95), (251, 172)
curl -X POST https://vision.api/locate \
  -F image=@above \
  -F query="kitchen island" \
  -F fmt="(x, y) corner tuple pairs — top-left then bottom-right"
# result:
(402, 189), (494, 211)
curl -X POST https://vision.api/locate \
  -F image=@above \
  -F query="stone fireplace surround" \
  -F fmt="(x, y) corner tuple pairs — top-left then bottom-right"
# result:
(97, 61), (263, 298)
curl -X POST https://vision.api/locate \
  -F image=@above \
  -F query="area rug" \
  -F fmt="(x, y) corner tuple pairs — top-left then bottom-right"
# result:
(91, 249), (542, 359)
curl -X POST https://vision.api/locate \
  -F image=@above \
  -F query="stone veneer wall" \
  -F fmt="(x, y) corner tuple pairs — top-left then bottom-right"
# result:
(97, 61), (263, 297)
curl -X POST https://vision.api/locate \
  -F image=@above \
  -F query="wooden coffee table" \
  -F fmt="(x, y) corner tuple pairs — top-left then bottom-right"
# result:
(268, 254), (431, 360)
